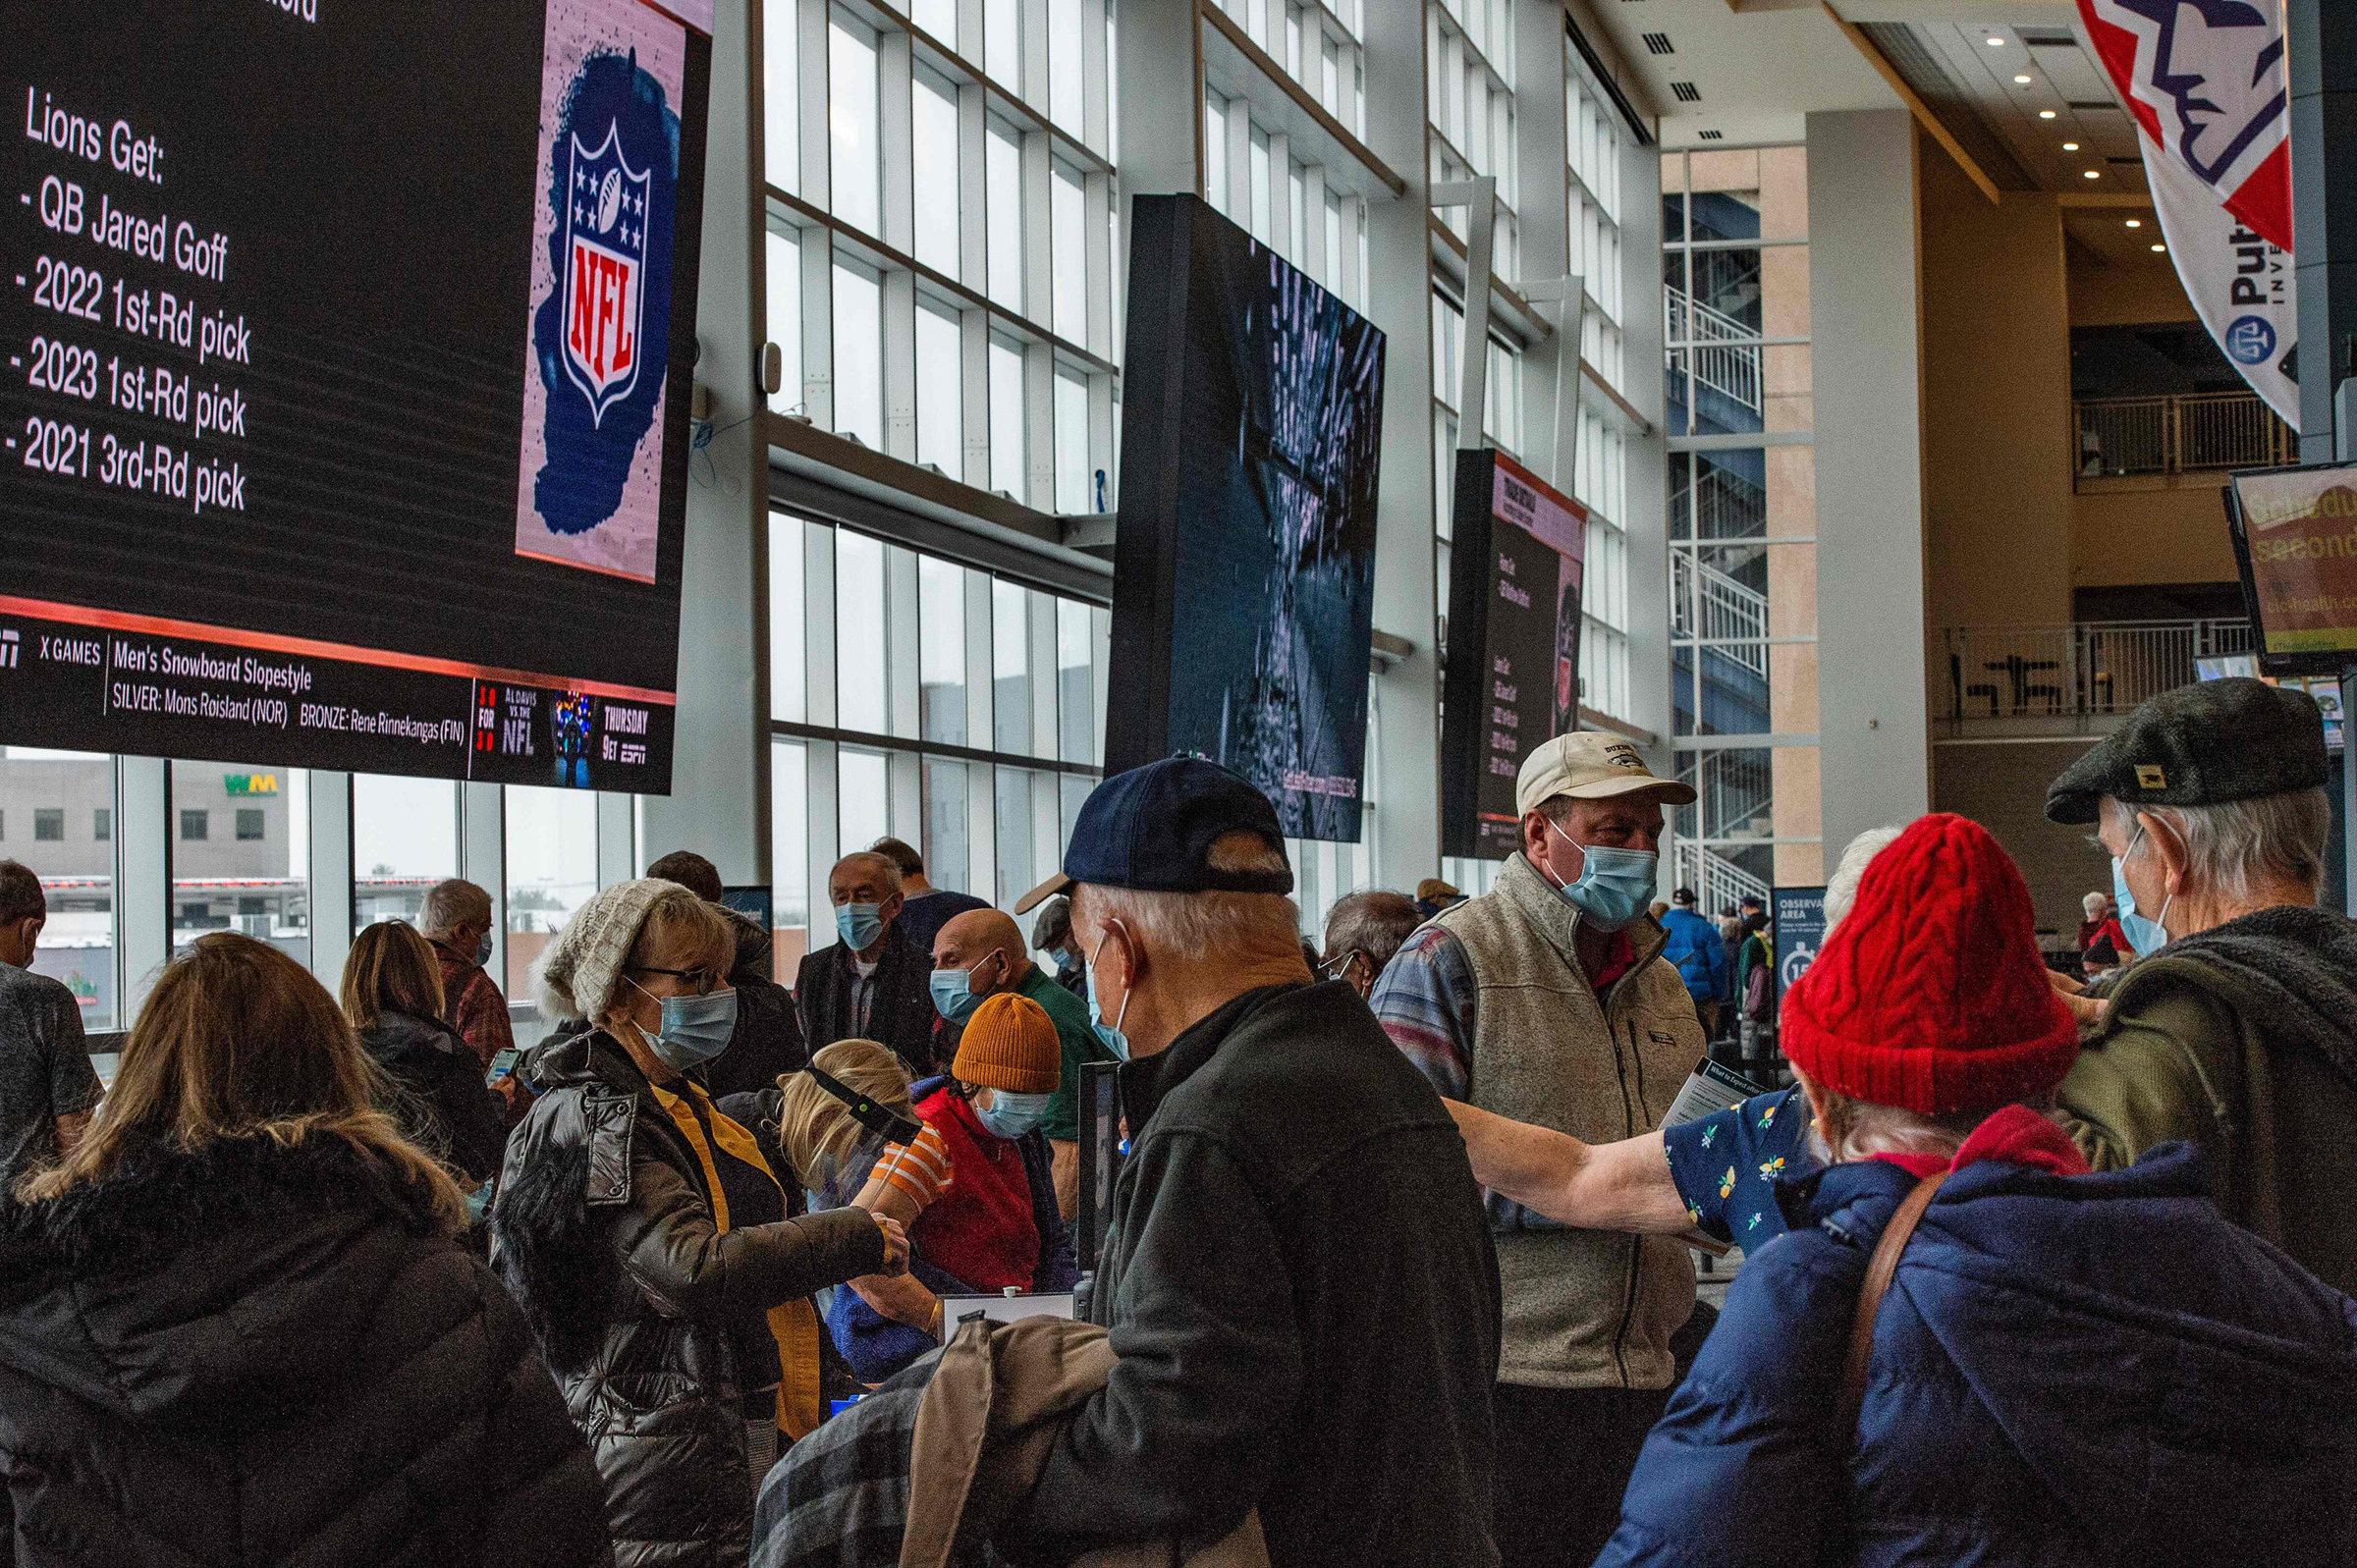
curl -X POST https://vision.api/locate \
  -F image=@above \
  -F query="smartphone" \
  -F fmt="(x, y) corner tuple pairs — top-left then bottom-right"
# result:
(485, 1048), (521, 1087)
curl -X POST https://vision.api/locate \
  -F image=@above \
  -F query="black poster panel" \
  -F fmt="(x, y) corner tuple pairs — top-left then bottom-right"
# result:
(1105, 194), (1386, 841)
(2, 1), (711, 791)
(1441, 448), (1586, 859)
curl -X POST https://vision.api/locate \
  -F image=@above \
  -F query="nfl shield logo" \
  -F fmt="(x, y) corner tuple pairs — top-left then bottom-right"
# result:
(561, 122), (652, 426)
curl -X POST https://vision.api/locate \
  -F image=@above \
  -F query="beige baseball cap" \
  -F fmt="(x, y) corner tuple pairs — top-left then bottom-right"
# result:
(1515, 732), (1696, 816)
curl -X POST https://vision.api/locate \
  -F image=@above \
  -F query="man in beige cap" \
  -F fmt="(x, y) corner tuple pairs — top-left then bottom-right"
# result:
(1371, 731), (1702, 1568)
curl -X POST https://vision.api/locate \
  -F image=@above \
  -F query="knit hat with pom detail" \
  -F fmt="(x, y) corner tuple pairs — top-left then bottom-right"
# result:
(952, 993), (1063, 1095)
(1780, 814), (2078, 1115)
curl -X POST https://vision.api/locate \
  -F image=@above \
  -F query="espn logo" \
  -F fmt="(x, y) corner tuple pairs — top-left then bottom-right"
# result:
(0, 629), (18, 670)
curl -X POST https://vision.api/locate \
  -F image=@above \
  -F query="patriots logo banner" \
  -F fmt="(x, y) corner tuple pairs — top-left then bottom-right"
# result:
(2078, 0), (2290, 251)
(2078, 0), (2298, 428)
(561, 123), (651, 426)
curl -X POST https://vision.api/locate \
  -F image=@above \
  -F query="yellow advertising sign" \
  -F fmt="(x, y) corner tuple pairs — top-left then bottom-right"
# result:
(2235, 465), (2357, 654)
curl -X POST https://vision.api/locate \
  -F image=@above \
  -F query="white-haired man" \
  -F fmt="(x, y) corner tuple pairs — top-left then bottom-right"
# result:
(795, 851), (938, 1077)
(998, 756), (1501, 1567)
(1369, 732), (1701, 1568)
(2044, 676), (2357, 1293)
(419, 878), (518, 1103)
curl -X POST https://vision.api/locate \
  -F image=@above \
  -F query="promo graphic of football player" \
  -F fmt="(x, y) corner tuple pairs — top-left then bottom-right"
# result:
(550, 692), (595, 788)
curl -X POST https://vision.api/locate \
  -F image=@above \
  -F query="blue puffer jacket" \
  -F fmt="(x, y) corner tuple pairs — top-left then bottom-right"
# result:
(1658, 906), (1731, 1004)
(1598, 1143), (2357, 1568)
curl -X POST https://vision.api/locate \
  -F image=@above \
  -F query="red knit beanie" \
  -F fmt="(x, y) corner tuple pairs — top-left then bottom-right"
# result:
(1780, 813), (2078, 1115)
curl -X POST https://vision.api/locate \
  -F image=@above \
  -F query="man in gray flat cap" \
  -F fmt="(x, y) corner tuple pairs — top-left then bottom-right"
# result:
(2045, 676), (2357, 1291)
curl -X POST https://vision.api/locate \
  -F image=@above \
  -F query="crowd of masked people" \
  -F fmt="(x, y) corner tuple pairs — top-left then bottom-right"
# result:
(2, 674), (2353, 1567)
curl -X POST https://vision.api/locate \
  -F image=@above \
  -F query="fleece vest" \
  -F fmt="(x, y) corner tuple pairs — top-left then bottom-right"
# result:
(1434, 853), (1701, 1389)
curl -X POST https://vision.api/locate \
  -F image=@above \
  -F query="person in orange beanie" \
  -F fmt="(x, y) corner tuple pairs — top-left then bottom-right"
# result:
(1589, 813), (2357, 1567)
(902, 991), (1077, 1298)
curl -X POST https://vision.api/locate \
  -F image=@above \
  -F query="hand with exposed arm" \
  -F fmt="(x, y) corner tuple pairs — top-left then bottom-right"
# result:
(1445, 1098), (1699, 1236)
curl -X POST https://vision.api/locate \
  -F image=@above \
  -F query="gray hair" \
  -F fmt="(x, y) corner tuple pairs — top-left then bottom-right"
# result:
(418, 878), (491, 938)
(1323, 891), (1422, 974)
(2103, 787), (2330, 901)
(1075, 835), (1299, 960)
(831, 851), (903, 896)
(2082, 891), (2109, 919)
(1803, 1080), (1986, 1166)
(0, 860), (43, 926)
(1822, 824), (1909, 937)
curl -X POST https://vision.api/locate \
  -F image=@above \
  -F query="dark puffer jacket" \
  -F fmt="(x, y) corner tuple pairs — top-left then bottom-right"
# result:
(360, 1006), (510, 1184)
(700, 909), (808, 1101)
(0, 1129), (609, 1568)
(493, 1029), (885, 1568)
(1598, 1143), (2357, 1567)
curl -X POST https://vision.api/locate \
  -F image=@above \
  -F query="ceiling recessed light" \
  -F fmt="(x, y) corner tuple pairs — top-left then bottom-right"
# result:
(1986, 34), (2004, 45)
(2014, 73), (2034, 83)
(2062, 140), (2080, 150)
(2125, 218), (2142, 228)
(2039, 109), (2057, 119)
(2084, 169), (2102, 179)
(2151, 243), (2165, 252)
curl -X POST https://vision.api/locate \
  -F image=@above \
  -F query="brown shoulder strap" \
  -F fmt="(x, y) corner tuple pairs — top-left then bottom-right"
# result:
(1836, 1169), (1948, 1433)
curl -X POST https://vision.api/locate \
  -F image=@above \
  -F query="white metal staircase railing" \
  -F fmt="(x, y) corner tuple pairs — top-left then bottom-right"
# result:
(1666, 285), (1763, 415)
(1672, 552), (1770, 677)
(1674, 840), (1772, 917)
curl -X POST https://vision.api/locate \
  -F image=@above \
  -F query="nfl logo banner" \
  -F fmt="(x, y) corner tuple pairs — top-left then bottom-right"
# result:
(562, 124), (652, 427)
(513, 0), (689, 584)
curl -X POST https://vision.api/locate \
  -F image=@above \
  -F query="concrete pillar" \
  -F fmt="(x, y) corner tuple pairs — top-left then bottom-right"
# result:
(1360, 0), (1438, 892)
(2289, 0), (2357, 461)
(639, 0), (770, 885)
(1806, 109), (1929, 858)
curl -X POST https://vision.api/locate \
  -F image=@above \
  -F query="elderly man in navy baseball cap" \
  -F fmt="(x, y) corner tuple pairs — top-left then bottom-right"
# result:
(999, 756), (1501, 1568)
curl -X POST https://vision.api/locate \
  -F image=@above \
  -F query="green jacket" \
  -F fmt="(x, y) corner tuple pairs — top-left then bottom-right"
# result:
(2056, 904), (2357, 1295)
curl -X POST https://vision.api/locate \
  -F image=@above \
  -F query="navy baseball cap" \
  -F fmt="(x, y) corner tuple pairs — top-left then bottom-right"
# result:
(1014, 757), (1293, 913)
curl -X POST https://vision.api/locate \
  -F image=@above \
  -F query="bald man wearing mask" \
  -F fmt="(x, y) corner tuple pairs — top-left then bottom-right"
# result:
(929, 907), (1111, 1218)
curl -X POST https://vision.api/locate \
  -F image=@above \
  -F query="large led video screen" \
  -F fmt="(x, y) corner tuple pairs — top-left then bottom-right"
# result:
(0, 0), (712, 791)
(1440, 448), (1584, 859)
(1106, 195), (1385, 841)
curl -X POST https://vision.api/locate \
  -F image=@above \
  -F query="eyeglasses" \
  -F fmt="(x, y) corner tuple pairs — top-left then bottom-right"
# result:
(631, 964), (722, 996)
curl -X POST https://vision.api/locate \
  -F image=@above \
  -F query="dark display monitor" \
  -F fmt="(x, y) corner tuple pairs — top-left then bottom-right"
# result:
(1, 0), (713, 791)
(1106, 194), (1385, 841)
(1441, 448), (1586, 859)
(2226, 460), (2357, 676)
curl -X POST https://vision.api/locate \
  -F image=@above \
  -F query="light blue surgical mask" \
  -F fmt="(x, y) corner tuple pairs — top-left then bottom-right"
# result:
(630, 978), (739, 1071)
(1085, 928), (1131, 1060)
(975, 1089), (1053, 1140)
(2112, 827), (2172, 954)
(1543, 819), (1659, 933)
(928, 951), (1006, 1024)
(836, 901), (886, 952)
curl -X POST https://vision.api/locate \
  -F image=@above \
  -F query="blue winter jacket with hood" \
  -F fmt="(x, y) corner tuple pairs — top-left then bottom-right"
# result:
(1659, 905), (1732, 1005)
(1597, 1142), (2357, 1568)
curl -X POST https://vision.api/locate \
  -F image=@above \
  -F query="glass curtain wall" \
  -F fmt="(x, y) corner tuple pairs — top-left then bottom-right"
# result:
(768, 511), (1110, 983)
(764, 0), (1118, 514)
(351, 774), (460, 927)
(0, 748), (118, 1029)
(1662, 145), (1820, 909)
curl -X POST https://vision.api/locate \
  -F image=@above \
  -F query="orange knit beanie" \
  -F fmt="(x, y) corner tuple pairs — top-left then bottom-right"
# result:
(952, 993), (1062, 1095)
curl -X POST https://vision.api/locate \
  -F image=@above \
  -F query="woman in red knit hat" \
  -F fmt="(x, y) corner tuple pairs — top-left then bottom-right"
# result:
(1587, 813), (2357, 1568)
